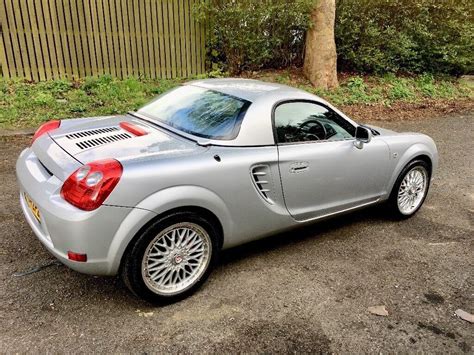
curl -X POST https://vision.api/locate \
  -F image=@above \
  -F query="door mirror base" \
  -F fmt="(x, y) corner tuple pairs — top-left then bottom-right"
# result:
(353, 140), (364, 149)
(354, 126), (373, 149)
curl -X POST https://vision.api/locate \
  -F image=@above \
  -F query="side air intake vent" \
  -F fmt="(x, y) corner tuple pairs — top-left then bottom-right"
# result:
(251, 165), (274, 204)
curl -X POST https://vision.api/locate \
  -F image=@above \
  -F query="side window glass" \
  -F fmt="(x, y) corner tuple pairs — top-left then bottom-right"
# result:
(274, 102), (355, 144)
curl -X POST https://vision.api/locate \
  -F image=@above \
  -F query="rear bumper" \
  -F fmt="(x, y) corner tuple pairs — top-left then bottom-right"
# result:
(16, 147), (132, 275)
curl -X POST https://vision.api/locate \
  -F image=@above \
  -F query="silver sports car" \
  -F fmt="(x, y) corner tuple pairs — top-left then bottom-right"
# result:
(16, 79), (438, 303)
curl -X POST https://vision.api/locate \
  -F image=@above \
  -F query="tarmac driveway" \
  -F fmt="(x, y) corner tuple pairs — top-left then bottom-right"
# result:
(0, 113), (472, 353)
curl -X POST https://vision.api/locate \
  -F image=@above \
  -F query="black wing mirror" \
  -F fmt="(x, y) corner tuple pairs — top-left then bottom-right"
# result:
(354, 126), (372, 149)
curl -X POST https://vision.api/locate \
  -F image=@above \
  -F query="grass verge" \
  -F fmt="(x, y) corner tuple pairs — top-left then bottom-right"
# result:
(0, 71), (472, 129)
(251, 70), (473, 106)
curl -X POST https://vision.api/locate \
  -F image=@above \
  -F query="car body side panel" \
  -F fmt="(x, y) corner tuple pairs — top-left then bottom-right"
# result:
(70, 131), (437, 274)
(130, 185), (233, 242)
(277, 137), (391, 221)
(106, 145), (296, 251)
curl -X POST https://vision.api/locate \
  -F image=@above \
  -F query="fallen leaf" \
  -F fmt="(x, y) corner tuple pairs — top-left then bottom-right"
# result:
(368, 305), (389, 317)
(136, 309), (154, 318)
(455, 309), (474, 323)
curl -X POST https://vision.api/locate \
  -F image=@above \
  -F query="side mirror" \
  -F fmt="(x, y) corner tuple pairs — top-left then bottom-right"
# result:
(354, 126), (372, 149)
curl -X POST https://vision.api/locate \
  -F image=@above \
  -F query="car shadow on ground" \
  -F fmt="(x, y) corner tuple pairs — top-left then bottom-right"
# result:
(219, 205), (389, 267)
(11, 204), (390, 310)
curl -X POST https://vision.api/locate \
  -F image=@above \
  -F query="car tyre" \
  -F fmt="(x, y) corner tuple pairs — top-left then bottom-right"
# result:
(387, 159), (431, 219)
(121, 211), (219, 305)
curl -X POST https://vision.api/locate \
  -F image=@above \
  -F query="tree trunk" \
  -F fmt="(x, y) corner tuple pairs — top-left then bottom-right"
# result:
(303, 0), (338, 89)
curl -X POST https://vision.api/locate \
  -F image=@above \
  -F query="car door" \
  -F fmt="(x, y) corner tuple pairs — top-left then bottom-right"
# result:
(274, 101), (390, 221)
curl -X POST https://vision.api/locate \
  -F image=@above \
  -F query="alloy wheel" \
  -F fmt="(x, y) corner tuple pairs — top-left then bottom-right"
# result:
(397, 166), (428, 215)
(141, 222), (211, 295)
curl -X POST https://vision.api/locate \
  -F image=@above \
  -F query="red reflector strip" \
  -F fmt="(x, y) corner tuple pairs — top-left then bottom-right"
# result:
(67, 251), (87, 262)
(119, 122), (148, 136)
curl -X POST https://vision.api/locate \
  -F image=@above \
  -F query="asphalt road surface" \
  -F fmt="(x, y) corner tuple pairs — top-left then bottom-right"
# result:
(1, 113), (473, 353)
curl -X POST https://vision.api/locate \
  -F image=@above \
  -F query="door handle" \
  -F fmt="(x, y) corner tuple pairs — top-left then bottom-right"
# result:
(290, 162), (309, 173)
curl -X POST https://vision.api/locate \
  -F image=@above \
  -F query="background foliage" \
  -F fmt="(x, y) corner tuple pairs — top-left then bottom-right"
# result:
(336, 0), (474, 75)
(194, 0), (315, 74)
(196, 0), (473, 75)
(2, 73), (471, 129)
(0, 76), (179, 128)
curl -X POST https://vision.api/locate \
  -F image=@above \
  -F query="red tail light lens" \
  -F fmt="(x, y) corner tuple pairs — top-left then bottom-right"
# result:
(32, 120), (61, 144)
(61, 159), (123, 211)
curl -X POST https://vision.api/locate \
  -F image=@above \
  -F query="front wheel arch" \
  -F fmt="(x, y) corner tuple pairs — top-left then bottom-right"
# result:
(387, 158), (431, 218)
(413, 154), (432, 175)
(385, 143), (435, 198)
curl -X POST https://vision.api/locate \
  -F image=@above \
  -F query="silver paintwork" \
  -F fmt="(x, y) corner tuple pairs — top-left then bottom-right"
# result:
(142, 222), (211, 295)
(277, 135), (390, 221)
(16, 78), (439, 277)
(397, 166), (428, 215)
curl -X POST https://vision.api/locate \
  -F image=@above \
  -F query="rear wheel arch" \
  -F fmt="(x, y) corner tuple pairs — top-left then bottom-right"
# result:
(152, 206), (224, 249)
(119, 206), (223, 303)
(108, 186), (232, 276)
(119, 205), (224, 272)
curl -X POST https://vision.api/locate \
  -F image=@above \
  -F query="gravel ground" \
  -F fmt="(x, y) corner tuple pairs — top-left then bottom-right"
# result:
(1, 113), (473, 353)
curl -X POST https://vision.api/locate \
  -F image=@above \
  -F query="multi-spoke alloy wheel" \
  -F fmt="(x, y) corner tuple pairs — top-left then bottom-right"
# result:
(122, 211), (218, 304)
(388, 159), (431, 219)
(397, 166), (428, 215)
(141, 222), (211, 296)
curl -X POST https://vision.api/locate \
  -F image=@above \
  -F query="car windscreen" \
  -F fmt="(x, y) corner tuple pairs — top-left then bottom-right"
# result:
(137, 85), (251, 140)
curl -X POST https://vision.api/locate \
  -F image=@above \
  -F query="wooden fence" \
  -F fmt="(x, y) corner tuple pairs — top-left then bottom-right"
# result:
(0, 0), (207, 81)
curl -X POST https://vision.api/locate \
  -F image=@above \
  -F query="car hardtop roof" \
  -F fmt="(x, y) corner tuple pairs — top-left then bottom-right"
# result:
(185, 78), (321, 103)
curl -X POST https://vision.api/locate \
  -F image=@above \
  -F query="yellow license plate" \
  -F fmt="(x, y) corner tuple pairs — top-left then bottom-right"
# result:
(24, 192), (41, 223)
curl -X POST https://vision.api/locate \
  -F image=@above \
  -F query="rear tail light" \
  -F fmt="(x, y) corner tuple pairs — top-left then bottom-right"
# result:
(31, 120), (61, 144)
(61, 159), (123, 211)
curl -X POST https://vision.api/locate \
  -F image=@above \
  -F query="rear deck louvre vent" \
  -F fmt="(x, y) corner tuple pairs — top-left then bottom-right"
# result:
(62, 126), (133, 150)
(66, 127), (120, 140)
(75, 133), (132, 150)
